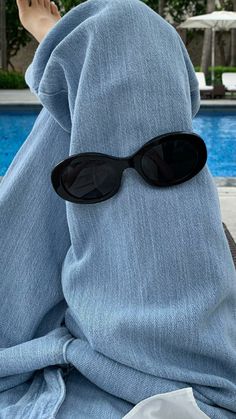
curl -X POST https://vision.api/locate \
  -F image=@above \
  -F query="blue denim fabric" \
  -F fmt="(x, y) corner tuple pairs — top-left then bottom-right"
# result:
(0, 0), (236, 417)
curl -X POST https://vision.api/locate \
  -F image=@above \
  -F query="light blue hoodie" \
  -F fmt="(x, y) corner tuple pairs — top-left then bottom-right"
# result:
(0, 0), (235, 417)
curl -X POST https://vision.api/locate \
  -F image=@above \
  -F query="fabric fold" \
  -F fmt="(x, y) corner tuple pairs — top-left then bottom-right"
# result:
(0, 106), (72, 393)
(0, 327), (74, 377)
(0, 366), (68, 419)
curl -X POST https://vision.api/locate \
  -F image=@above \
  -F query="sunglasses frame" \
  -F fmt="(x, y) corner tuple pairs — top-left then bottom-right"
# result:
(51, 131), (207, 204)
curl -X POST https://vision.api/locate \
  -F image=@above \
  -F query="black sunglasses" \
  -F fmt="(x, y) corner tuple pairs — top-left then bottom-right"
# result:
(51, 131), (207, 205)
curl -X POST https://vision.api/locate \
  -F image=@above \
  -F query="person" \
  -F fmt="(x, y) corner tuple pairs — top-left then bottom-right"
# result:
(17, 0), (62, 43)
(0, 0), (236, 417)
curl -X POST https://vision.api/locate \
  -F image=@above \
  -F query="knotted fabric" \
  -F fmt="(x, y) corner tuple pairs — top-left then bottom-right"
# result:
(0, 0), (235, 417)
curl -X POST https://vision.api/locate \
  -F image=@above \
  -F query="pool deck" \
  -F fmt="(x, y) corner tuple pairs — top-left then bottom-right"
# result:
(0, 88), (235, 105)
(0, 89), (236, 241)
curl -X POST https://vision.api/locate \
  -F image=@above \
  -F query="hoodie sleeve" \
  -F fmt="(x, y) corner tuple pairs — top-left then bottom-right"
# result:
(0, 106), (74, 391)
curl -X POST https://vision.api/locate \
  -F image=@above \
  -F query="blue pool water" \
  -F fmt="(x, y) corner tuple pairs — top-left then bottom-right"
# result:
(0, 107), (236, 177)
(0, 109), (38, 176)
(192, 109), (236, 177)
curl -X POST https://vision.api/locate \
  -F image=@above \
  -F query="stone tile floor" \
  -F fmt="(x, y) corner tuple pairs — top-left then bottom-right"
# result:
(217, 187), (236, 241)
(0, 89), (235, 105)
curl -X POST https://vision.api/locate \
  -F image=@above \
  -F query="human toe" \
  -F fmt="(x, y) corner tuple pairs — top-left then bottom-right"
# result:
(50, 1), (61, 17)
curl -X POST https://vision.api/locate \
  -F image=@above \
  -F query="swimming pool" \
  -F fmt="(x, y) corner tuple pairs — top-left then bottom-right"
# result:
(0, 106), (236, 177)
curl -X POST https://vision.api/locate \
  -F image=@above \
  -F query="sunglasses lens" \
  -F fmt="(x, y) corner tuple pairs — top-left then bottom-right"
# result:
(61, 158), (117, 201)
(141, 137), (199, 184)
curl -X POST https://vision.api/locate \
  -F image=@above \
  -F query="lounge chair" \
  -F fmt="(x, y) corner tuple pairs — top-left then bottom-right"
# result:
(223, 222), (236, 269)
(222, 73), (236, 97)
(195, 72), (214, 99)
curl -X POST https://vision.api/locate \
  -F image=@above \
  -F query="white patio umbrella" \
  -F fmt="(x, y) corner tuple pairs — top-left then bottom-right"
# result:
(177, 11), (236, 84)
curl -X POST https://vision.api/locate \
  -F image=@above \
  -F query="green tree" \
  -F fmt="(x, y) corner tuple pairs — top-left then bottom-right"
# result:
(168, 0), (205, 25)
(5, 0), (234, 71)
(57, 0), (86, 14)
(5, 2), (32, 71)
(5, 0), (86, 70)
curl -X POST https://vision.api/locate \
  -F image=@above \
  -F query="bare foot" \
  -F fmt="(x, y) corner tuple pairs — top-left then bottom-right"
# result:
(16, 0), (62, 43)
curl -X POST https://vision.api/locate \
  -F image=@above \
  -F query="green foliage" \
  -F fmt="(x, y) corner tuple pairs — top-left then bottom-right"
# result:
(5, 2), (32, 71)
(3, 0), (236, 88)
(208, 66), (236, 72)
(6, 0), (232, 71)
(5, 0), (85, 70)
(0, 69), (28, 89)
(167, 0), (205, 24)
(53, 0), (86, 15)
(137, 1), (205, 47)
(4, 0), (161, 72)
(141, 1), (159, 13)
